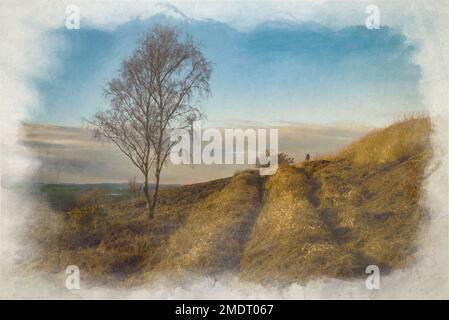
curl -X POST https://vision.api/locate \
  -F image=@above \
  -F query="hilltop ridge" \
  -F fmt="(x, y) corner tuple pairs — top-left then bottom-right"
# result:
(31, 117), (432, 284)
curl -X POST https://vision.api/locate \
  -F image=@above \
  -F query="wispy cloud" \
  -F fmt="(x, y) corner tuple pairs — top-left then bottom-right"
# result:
(18, 122), (368, 184)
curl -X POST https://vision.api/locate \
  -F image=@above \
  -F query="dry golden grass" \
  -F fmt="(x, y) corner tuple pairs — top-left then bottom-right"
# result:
(317, 114), (431, 165)
(151, 171), (263, 276)
(30, 116), (432, 284)
(240, 165), (356, 284)
(30, 177), (233, 282)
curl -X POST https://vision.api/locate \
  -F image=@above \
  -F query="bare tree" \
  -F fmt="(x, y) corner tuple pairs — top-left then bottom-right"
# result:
(89, 25), (211, 218)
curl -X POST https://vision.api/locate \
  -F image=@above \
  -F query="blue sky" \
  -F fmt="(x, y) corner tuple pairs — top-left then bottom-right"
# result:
(32, 12), (423, 127)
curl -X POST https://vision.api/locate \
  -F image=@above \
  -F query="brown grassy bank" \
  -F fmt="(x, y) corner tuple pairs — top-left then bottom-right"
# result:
(30, 117), (432, 285)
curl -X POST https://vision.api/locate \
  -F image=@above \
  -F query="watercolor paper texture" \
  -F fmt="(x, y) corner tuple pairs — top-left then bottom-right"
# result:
(0, 0), (448, 299)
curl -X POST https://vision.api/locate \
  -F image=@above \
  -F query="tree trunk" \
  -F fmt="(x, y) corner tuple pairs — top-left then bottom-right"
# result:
(150, 170), (161, 215)
(143, 174), (153, 219)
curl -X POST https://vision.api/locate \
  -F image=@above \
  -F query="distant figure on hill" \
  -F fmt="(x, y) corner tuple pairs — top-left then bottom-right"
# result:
(305, 154), (310, 161)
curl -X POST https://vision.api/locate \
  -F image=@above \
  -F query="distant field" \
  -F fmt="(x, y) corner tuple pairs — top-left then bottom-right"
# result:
(11, 183), (180, 212)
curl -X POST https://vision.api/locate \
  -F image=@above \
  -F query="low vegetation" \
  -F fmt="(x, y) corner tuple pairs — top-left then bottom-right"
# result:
(29, 116), (432, 285)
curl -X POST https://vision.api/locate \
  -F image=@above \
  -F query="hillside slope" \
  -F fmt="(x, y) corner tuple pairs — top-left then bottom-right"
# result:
(241, 117), (431, 283)
(31, 117), (432, 284)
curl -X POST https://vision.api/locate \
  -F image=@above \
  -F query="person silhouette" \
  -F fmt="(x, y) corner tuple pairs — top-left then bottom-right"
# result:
(305, 153), (310, 161)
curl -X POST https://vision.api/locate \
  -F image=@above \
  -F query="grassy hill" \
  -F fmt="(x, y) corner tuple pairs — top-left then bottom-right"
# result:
(30, 116), (432, 285)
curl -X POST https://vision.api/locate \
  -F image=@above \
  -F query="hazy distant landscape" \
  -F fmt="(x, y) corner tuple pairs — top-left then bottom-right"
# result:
(17, 122), (369, 184)
(19, 183), (178, 212)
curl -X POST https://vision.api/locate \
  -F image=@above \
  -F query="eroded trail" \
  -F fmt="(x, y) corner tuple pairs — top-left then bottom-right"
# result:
(239, 165), (352, 284)
(152, 171), (265, 275)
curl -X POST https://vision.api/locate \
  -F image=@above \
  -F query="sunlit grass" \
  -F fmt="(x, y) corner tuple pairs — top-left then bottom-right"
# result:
(29, 116), (432, 284)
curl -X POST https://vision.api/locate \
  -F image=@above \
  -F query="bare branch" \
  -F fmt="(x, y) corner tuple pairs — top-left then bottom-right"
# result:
(88, 25), (211, 218)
